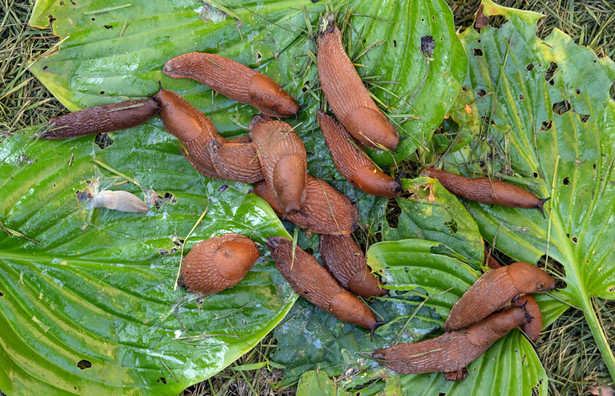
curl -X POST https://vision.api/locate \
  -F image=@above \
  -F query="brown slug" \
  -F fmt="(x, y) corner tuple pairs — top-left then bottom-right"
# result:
(249, 114), (307, 214)
(320, 234), (388, 297)
(484, 247), (501, 270)
(511, 294), (543, 342)
(317, 15), (399, 152)
(89, 190), (149, 213)
(253, 174), (358, 235)
(373, 307), (528, 380)
(154, 86), (263, 182)
(41, 99), (159, 139)
(181, 233), (260, 296)
(421, 167), (551, 218)
(317, 111), (401, 197)
(163, 52), (299, 117)
(267, 236), (382, 336)
(443, 261), (555, 332)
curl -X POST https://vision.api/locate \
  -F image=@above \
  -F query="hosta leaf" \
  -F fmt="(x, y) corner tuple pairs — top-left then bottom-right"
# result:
(29, 0), (466, 166)
(446, 0), (615, 378)
(0, 125), (296, 394)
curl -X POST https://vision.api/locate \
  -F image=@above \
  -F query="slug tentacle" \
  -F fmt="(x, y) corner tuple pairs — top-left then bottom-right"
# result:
(421, 167), (550, 217)
(317, 16), (399, 151)
(267, 236), (377, 331)
(163, 52), (299, 117)
(253, 175), (358, 235)
(181, 233), (260, 296)
(317, 111), (400, 197)
(41, 99), (159, 140)
(511, 295), (543, 342)
(444, 261), (555, 332)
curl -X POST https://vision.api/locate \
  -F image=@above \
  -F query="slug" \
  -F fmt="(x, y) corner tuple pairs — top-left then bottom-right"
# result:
(373, 307), (528, 380)
(484, 247), (501, 270)
(421, 167), (550, 218)
(511, 295), (543, 342)
(41, 99), (159, 139)
(267, 236), (382, 337)
(181, 233), (260, 296)
(320, 234), (388, 297)
(317, 15), (399, 152)
(89, 190), (149, 212)
(443, 261), (555, 332)
(163, 52), (299, 117)
(249, 114), (307, 214)
(317, 111), (401, 197)
(154, 86), (263, 183)
(253, 174), (358, 235)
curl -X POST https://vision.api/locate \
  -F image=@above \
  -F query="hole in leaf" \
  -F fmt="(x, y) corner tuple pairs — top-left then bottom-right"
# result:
(154, 192), (177, 209)
(533, 172), (539, 178)
(481, 116), (496, 125)
(576, 89), (581, 95)
(540, 120), (552, 131)
(572, 236), (578, 243)
(593, 164), (597, 169)
(552, 100), (571, 115)
(519, 94), (525, 100)
(608, 286), (615, 293)
(104, 25), (113, 29)
(0, 291), (4, 297)
(77, 360), (92, 370)
(311, 0), (319, 3)
(563, 177), (570, 185)
(158, 377), (167, 384)
(91, 17), (95, 21)
(473, 48), (483, 56)
(444, 220), (458, 234)
(526, 63), (534, 71)
(393, 40), (397, 47)
(43, 65), (48, 70)
(94, 133), (113, 150)
(159, 249), (170, 256)
(218, 184), (229, 193)
(476, 89), (486, 97)
(580, 114), (590, 123)
(439, 393), (447, 396)
(545, 62), (558, 84)
(99, 90), (105, 95)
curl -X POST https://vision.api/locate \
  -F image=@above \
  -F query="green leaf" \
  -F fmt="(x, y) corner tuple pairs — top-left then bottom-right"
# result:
(0, 126), (296, 394)
(446, 0), (615, 379)
(296, 370), (352, 396)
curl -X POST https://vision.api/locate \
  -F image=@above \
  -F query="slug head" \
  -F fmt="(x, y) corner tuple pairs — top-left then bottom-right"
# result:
(153, 87), (208, 143)
(507, 261), (556, 294)
(249, 74), (299, 117)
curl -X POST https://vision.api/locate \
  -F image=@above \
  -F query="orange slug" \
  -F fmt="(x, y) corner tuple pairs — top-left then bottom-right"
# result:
(208, 138), (264, 183)
(511, 295), (542, 342)
(163, 52), (299, 117)
(317, 111), (401, 197)
(267, 236), (383, 337)
(317, 15), (399, 152)
(484, 247), (501, 270)
(443, 261), (555, 332)
(421, 167), (551, 218)
(253, 174), (358, 235)
(320, 234), (388, 297)
(40, 99), (159, 139)
(249, 114), (307, 214)
(373, 307), (528, 380)
(181, 233), (260, 296)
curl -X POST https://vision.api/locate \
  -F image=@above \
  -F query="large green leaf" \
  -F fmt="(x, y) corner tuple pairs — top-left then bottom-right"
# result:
(273, 177), (548, 394)
(445, 0), (615, 379)
(0, 125), (296, 394)
(29, 0), (466, 166)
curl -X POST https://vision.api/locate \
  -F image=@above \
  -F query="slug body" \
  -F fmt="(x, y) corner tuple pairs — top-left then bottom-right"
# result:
(317, 111), (400, 197)
(41, 99), (159, 139)
(444, 262), (555, 332)
(421, 167), (550, 218)
(89, 190), (149, 213)
(267, 237), (377, 332)
(320, 234), (387, 297)
(253, 175), (358, 235)
(181, 233), (260, 296)
(163, 52), (299, 117)
(154, 87), (263, 182)
(249, 114), (307, 214)
(317, 16), (399, 151)
(511, 295), (543, 342)
(373, 307), (527, 379)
